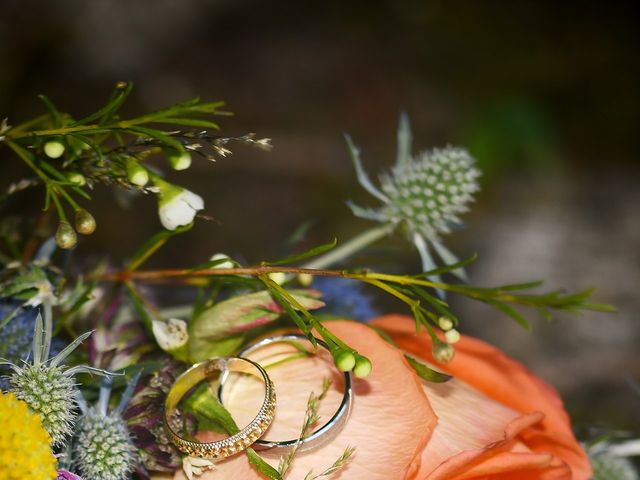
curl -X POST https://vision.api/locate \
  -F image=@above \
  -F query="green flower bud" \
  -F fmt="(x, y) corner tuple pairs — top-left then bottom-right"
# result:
(297, 273), (314, 287)
(353, 355), (372, 378)
(67, 171), (86, 186)
(44, 138), (65, 159)
(444, 328), (460, 344)
(126, 158), (149, 186)
(433, 342), (455, 363)
(75, 209), (96, 235)
(437, 316), (454, 331)
(168, 149), (192, 171)
(333, 349), (356, 372)
(55, 221), (77, 249)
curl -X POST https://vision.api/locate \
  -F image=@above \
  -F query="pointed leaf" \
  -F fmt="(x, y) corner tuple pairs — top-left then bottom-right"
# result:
(265, 238), (337, 266)
(404, 354), (452, 383)
(49, 330), (94, 367)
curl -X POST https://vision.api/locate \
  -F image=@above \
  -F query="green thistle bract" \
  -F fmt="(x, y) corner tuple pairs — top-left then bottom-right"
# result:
(346, 114), (480, 278)
(74, 408), (136, 480)
(9, 363), (76, 446)
(2, 312), (113, 447)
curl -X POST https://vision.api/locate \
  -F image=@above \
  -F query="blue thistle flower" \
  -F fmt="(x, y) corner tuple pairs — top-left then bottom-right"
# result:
(74, 376), (139, 480)
(312, 277), (379, 322)
(346, 114), (480, 280)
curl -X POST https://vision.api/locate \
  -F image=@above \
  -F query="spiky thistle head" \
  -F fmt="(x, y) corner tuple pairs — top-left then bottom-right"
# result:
(3, 312), (112, 446)
(591, 453), (638, 480)
(9, 363), (76, 446)
(73, 376), (138, 480)
(346, 114), (480, 278)
(74, 408), (136, 480)
(378, 146), (480, 240)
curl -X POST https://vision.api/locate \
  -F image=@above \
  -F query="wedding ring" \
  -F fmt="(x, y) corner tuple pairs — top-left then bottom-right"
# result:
(164, 356), (276, 459)
(220, 334), (353, 452)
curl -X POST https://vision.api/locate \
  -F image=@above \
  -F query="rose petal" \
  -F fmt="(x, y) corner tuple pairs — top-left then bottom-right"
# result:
(174, 321), (436, 479)
(372, 315), (591, 480)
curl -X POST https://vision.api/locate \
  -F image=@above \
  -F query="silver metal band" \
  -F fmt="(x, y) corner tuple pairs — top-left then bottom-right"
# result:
(220, 334), (353, 452)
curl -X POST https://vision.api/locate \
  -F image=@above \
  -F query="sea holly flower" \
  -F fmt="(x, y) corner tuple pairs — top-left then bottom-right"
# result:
(73, 376), (138, 480)
(346, 114), (480, 279)
(0, 391), (57, 480)
(152, 175), (204, 230)
(3, 313), (112, 446)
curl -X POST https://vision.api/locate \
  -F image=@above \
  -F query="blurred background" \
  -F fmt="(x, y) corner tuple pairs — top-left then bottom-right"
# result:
(1, 1), (638, 433)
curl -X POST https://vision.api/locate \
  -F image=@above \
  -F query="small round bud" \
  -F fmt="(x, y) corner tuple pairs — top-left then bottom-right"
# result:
(437, 316), (454, 331)
(55, 220), (77, 249)
(333, 349), (356, 372)
(168, 149), (192, 171)
(126, 159), (149, 186)
(444, 328), (460, 344)
(268, 272), (286, 285)
(209, 253), (234, 269)
(44, 139), (65, 159)
(353, 355), (372, 378)
(297, 273), (314, 287)
(433, 342), (455, 363)
(75, 209), (96, 235)
(67, 171), (86, 186)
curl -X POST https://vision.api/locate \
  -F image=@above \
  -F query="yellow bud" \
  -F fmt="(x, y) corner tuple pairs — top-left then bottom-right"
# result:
(438, 316), (454, 331)
(67, 172), (86, 186)
(75, 209), (96, 235)
(168, 149), (192, 171)
(44, 139), (65, 159)
(297, 273), (314, 287)
(353, 355), (372, 378)
(268, 272), (286, 285)
(444, 328), (460, 344)
(55, 221), (77, 249)
(333, 349), (356, 372)
(126, 159), (149, 186)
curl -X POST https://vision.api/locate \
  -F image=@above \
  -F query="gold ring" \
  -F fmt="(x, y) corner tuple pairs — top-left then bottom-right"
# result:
(163, 356), (276, 459)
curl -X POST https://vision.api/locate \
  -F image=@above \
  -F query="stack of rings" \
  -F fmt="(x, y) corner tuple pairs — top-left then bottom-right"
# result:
(163, 334), (353, 460)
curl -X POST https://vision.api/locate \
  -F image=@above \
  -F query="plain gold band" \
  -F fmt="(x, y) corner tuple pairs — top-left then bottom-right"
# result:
(164, 356), (276, 459)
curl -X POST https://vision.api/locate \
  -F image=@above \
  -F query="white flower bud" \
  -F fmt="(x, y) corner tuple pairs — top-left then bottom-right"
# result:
(268, 272), (286, 285)
(438, 316), (454, 331)
(444, 328), (461, 344)
(155, 178), (204, 230)
(297, 273), (314, 287)
(168, 150), (192, 171)
(152, 318), (188, 352)
(209, 253), (234, 269)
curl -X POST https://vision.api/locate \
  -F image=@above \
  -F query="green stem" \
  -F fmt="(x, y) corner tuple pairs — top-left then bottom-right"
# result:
(301, 223), (395, 270)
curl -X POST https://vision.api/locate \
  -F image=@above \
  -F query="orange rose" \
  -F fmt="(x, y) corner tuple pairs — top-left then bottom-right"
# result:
(172, 317), (590, 480)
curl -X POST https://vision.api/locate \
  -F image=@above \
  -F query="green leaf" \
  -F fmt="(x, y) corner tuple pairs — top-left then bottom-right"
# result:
(247, 449), (283, 480)
(150, 117), (220, 129)
(75, 82), (133, 125)
(124, 126), (184, 151)
(404, 355), (452, 383)
(415, 254), (478, 278)
(128, 224), (193, 271)
(485, 300), (531, 330)
(188, 289), (324, 362)
(37, 94), (63, 128)
(264, 238), (337, 266)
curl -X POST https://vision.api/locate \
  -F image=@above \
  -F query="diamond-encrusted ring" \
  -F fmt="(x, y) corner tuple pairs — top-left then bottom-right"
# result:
(163, 356), (276, 460)
(221, 334), (353, 452)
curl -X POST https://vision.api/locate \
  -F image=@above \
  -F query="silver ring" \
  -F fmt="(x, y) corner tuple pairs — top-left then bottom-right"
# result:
(218, 334), (353, 452)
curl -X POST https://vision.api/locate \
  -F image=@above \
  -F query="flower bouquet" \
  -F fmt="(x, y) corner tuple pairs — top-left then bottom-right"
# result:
(0, 84), (629, 480)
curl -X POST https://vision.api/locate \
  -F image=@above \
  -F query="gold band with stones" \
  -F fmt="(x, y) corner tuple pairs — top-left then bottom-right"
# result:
(163, 356), (276, 459)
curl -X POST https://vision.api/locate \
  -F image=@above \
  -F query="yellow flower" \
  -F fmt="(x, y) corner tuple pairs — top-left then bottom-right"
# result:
(0, 391), (57, 480)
